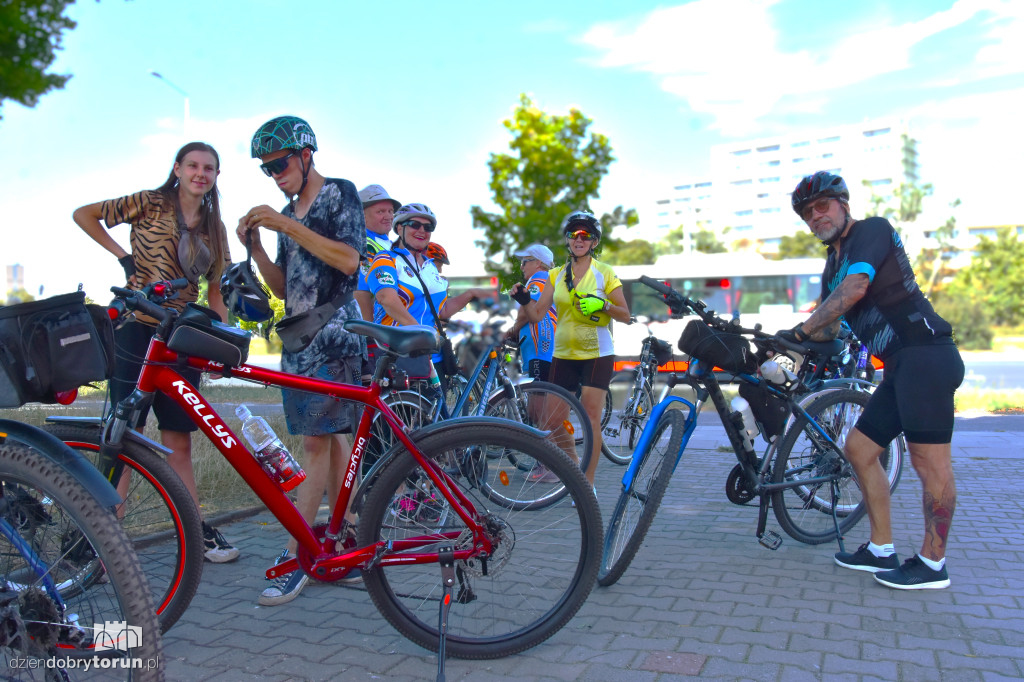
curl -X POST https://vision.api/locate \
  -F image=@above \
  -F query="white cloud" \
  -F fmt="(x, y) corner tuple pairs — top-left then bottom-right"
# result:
(581, 0), (1023, 134)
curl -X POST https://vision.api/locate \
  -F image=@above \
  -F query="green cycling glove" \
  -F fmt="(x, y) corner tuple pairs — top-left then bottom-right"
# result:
(577, 295), (608, 317)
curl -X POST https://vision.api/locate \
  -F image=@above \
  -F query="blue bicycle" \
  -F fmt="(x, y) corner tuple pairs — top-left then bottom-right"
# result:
(598, 276), (903, 586)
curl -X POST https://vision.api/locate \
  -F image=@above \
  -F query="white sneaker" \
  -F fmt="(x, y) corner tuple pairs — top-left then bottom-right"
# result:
(203, 523), (240, 563)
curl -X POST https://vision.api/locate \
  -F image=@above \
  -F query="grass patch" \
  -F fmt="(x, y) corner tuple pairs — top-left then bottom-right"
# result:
(954, 388), (1024, 414)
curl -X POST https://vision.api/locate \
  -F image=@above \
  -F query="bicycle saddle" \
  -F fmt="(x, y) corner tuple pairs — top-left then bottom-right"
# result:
(343, 320), (439, 356)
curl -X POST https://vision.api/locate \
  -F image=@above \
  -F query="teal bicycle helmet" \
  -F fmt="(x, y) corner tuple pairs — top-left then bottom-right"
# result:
(251, 116), (318, 158)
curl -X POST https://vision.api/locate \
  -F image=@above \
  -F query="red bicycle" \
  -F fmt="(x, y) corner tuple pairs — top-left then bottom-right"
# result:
(46, 282), (602, 663)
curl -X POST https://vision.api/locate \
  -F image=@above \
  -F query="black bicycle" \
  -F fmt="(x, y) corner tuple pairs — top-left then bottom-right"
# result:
(598, 276), (903, 586)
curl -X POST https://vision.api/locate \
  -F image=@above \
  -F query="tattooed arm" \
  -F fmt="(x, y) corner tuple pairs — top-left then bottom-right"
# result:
(798, 273), (869, 341)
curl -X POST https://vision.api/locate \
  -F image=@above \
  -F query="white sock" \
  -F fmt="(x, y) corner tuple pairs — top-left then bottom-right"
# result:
(868, 542), (895, 558)
(917, 554), (945, 570)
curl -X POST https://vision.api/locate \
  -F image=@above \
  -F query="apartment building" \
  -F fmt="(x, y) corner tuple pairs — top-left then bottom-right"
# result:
(650, 119), (918, 253)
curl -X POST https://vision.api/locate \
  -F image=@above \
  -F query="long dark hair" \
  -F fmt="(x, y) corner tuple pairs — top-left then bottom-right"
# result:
(156, 141), (227, 280)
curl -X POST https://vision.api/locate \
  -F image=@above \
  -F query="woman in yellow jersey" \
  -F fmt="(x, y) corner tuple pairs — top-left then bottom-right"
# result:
(511, 210), (631, 485)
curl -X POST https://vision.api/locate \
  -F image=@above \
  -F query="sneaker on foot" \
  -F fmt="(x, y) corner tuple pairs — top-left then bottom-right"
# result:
(527, 465), (560, 484)
(874, 556), (950, 590)
(834, 543), (899, 573)
(203, 523), (240, 563)
(259, 566), (309, 605)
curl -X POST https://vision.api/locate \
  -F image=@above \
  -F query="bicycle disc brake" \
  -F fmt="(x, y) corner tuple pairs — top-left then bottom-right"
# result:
(725, 463), (757, 505)
(456, 514), (514, 578)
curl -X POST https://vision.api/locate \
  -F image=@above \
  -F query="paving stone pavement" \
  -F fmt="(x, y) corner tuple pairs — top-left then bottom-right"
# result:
(161, 416), (1024, 681)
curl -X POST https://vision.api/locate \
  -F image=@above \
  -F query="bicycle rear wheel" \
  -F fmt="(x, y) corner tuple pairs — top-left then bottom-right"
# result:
(0, 441), (162, 680)
(771, 389), (875, 544)
(598, 409), (685, 587)
(43, 423), (204, 634)
(482, 381), (593, 508)
(601, 381), (653, 466)
(357, 420), (601, 659)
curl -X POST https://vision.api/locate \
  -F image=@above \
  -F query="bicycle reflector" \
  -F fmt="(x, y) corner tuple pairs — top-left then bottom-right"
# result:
(153, 282), (168, 296)
(54, 389), (78, 405)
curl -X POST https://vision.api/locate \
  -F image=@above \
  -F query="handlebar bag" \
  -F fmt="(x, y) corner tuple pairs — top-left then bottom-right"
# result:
(677, 319), (757, 374)
(0, 291), (112, 407)
(167, 305), (250, 367)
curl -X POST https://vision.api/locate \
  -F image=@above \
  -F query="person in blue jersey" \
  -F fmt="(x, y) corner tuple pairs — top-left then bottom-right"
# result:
(238, 115), (366, 605)
(355, 184), (401, 381)
(782, 171), (964, 591)
(355, 184), (400, 322)
(367, 203), (490, 384)
(508, 243), (557, 382)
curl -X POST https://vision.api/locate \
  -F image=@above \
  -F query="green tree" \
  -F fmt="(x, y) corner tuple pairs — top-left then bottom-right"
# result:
(597, 205), (639, 257)
(692, 228), (726, 254)
(471, 94), (614, 287)
(603, 239), (655, 266)
(0, 0), (77, 120)
(775, 230), (825, 259)
(4, 288), (35, 305)
(915, 199), (961, 297)
(657, 224), (688, 256)
(944, 228), (1024, 326)
(863, 179), (932, 239)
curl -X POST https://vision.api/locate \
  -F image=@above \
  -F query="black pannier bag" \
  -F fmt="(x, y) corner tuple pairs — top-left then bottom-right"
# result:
(677, 319), (757, 374)
(166, 304), (251, 367)
(0, 291), (112, 407)
(738, 381), (791, 440)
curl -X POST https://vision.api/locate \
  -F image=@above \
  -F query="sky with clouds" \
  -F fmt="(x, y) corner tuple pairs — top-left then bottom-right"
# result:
(1, 0), (1021, 300)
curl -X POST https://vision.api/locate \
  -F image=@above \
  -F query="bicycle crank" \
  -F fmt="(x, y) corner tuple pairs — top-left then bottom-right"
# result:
(725, 463), (756, 505)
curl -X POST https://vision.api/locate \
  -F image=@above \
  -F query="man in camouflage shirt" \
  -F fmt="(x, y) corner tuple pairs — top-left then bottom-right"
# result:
(238, 116), (366, 605)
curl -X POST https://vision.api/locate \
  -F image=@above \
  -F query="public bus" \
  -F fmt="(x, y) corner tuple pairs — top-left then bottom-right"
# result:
(610, 252), (826, 363)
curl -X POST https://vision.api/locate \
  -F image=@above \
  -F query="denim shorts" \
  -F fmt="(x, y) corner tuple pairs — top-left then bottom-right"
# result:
(281, 356), (361, 436)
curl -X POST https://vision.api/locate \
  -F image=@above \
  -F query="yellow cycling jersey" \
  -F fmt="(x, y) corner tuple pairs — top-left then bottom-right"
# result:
(550, 259), (621, 360)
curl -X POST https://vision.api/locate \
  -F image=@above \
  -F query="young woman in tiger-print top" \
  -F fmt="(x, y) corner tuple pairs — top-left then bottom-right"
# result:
(72, 141), (240, 563)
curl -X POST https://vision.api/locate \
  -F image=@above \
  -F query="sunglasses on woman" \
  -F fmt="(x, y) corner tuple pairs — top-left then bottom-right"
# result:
(568, 229), (595, 242)
(398, 219), (436, 233)
(259, 151), (297, 177)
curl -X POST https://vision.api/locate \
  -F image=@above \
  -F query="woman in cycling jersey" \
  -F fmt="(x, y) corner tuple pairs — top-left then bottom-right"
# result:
(512, 210), (631, 485)
(72, 141), (238, 563)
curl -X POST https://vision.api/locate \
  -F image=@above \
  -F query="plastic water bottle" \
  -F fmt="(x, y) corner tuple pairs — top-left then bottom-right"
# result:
(730, 396), (759, 453)
(760, 360), (796, 385)
(235, 405), (306, 492)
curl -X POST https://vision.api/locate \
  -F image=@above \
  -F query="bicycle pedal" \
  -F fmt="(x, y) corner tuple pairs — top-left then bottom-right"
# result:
(758, 530), (782, 550)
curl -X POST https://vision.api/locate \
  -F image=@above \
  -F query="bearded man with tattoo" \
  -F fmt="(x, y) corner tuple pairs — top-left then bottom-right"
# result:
(779, 171), (964, 590)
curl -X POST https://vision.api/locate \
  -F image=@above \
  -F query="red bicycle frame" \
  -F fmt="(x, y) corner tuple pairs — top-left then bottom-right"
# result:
(132, 335), (490, 578)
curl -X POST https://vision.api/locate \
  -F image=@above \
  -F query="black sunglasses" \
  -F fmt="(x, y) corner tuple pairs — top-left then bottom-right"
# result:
(398, 219), (436, 233)
(259, 151), (296, 177)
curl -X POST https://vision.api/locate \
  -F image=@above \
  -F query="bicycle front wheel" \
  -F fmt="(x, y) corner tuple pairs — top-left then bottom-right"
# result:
(357, 420), (602, 659)
(482, 381), (593, 508)
(599, 408), (685, 587)
(43, 423), (204, 634)
(0, 441), (162, 680)
(601, 382), (653, 466)
(771, 388), (876, 544)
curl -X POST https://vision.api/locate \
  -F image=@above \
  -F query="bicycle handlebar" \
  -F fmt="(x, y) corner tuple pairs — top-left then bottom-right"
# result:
(109, 278), (190, 323)
(638, 275), (767, 337)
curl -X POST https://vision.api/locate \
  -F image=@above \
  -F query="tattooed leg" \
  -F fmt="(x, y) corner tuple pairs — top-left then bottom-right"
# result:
(908, 442), (956, 561)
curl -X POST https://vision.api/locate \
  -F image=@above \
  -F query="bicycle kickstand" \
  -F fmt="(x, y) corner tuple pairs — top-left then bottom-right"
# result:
(829, 480), (848, 554)
(435, 545), (455, 682)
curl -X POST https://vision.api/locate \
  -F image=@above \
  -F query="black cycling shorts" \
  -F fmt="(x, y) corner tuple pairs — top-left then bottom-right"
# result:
(856, 342), (964, 446)
(528, 359), (551, 383)
(110, 319), (199, 433)
(550, 356), (614, 393)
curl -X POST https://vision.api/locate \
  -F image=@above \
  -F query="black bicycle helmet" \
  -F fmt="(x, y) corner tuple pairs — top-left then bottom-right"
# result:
(561, 210), (602, 239)
(791, 171), (849, 216)
(220, 262), (273, 322)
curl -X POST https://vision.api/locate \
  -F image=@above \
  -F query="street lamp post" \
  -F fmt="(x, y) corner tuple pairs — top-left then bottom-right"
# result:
(150, 71), (190, 138)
